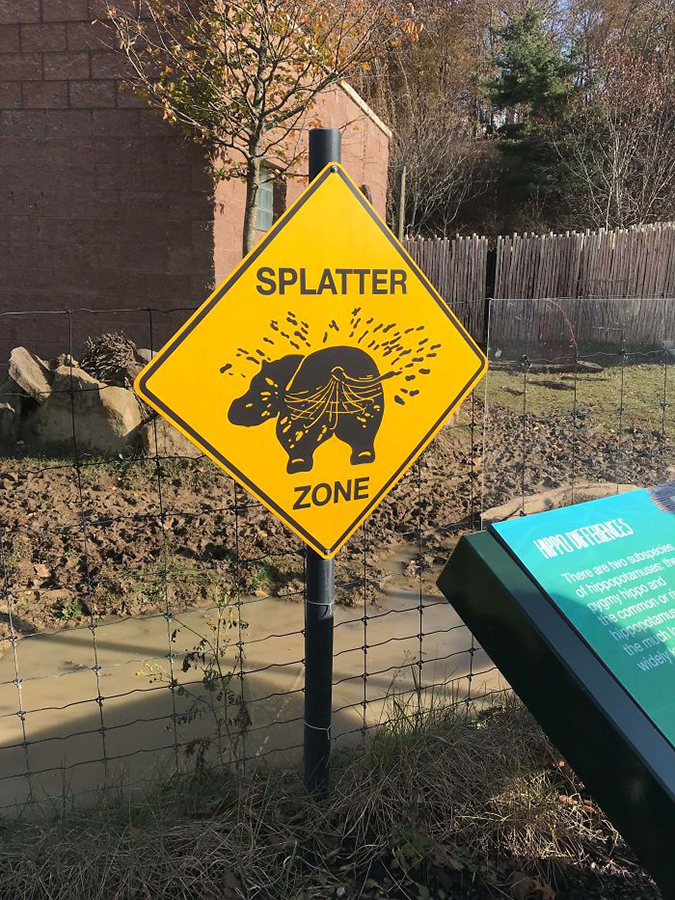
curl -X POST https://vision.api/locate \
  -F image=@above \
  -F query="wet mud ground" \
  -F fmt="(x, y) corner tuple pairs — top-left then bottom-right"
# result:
(0, 364), (671, 895)
(1, 365), (672, 638)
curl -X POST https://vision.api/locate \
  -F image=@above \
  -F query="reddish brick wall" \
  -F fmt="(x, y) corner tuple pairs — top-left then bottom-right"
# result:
(213, 85), (391, 283)
(0, 2), (390, 369)
(0, 0), (215, 367)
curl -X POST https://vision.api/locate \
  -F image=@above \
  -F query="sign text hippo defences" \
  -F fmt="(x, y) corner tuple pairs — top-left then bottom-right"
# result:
(134, 164), (487, 557)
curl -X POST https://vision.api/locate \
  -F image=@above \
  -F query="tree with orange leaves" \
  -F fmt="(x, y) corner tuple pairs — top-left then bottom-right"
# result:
(105, 0), (418, 255)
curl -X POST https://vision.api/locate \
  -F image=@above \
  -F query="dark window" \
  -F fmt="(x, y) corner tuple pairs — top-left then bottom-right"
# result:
(256, 164), (287, 232)
(255, 164), (275, 231)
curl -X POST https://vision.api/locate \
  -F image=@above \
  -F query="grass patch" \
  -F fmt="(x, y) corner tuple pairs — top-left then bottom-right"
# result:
(0, 695), (656, 900)
(56, 598), (85, 621)
(486, 363), (675, 438)
(1, 541), (25, 571)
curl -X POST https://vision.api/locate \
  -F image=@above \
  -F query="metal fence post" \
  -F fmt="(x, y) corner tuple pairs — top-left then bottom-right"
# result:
(303, 128), (341, 794)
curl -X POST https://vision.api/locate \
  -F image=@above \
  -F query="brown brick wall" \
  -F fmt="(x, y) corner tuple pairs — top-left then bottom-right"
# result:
(213, 85), (391, 283)
(0, 0), (215, 367)
(0, 2), (390, 370)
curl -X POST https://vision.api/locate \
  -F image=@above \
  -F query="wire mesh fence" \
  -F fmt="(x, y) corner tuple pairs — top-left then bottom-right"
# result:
(0, 296), (671, 810)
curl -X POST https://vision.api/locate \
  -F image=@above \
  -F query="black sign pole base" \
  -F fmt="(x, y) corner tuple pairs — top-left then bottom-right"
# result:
(304, 548), (335, 794)
(303, 127), (341, 794)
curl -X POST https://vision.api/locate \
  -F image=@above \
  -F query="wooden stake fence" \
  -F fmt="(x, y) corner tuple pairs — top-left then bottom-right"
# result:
(405, 234), (489, 339)
(405, 223), (675, 347)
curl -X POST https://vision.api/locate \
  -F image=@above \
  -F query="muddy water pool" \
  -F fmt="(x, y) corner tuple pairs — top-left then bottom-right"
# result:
(0, 550), (501, 809)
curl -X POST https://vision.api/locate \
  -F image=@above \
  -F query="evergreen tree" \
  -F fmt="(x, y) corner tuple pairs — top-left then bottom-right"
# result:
(490, 4), (577, 218)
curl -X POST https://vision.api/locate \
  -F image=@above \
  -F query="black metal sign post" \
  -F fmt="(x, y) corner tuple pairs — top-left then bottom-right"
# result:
(135, 122), (486, 795)
(304, 545), (335, 793)
(303, 128), (341, 794)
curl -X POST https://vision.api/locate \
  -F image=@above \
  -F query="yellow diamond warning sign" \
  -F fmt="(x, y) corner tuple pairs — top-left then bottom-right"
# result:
(134, 164), (487, 557)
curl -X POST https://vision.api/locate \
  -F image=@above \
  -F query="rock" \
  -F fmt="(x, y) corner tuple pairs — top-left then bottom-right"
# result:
(8, 347), (52, 403)
(140, 417), (202, 459)
(24, 366), (142, 455)
(52, 353), (79, 370)
(482, 481), (638, 527)
(137, 348), (156, 364)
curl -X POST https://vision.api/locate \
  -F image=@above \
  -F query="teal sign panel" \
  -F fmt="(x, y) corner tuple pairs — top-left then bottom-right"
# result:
(493, 485), (675, 747)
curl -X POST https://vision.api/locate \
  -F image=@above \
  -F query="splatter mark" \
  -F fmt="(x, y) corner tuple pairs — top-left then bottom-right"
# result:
(219, 309), (442, 411)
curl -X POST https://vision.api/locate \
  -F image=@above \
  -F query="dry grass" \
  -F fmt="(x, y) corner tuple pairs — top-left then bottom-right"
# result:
(0, 696), (655, 900)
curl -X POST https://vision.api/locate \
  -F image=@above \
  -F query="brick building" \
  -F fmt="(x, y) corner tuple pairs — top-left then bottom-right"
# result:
(0, 1), (391, 365)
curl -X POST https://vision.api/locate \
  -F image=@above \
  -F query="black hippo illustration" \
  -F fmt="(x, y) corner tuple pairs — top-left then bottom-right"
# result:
(228, 346), (391, 473)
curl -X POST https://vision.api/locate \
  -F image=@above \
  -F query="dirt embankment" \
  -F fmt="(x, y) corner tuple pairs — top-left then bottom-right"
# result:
(0, 385), (672, 639)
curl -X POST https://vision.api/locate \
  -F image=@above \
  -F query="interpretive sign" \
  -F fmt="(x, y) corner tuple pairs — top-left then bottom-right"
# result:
(135, 163), (486, 557)
(437, 485), (675, 897)
(493, 485), (675, 746)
